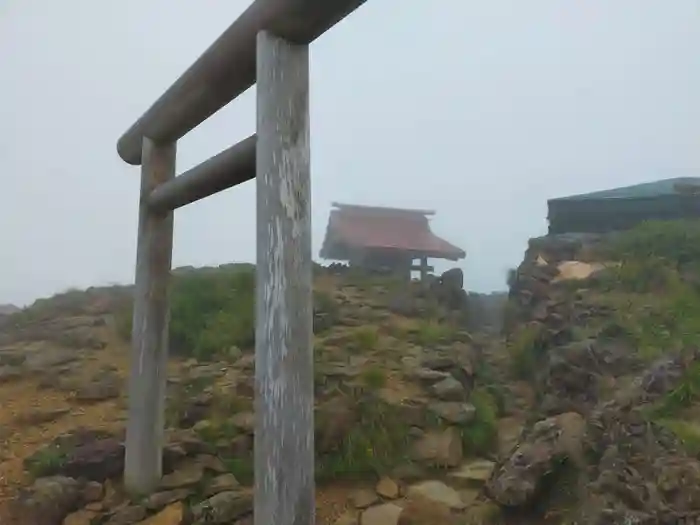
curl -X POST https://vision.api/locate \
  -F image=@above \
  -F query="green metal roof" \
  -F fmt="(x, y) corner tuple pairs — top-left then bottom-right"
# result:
(549, 177), (700, 202)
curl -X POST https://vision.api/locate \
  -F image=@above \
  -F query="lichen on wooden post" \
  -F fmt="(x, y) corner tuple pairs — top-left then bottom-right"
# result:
(124, 137), (176, 495)
(254, 30), (314, 525)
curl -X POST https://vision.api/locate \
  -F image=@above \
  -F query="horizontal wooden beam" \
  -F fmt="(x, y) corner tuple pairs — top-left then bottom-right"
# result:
(411, 265), (434, 272)
(148, 135), (256, 212)
(117, 0), (367, 166)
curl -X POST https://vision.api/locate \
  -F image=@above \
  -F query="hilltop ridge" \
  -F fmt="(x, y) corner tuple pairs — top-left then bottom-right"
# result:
(2, 221), (700, 524)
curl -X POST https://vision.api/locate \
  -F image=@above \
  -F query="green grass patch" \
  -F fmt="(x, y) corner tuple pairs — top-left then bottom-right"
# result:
(655, 419), (700, 457)
(351, 326), (379, 352)
(360, 366), (388, 390)
(459, 387), (499, 456)
(316, 395), (412, 482)
(24, 444), (67, 478)
(223, 457), (255, 485)
(116, 264), (255, 360)
(508, 322), (547, 379)
(650, 362), (700, 418)
(413, 321), (455, 346)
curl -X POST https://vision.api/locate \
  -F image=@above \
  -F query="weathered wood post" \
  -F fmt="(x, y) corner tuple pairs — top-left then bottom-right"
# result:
(124, 138), (176, 495)
(254, 30), (314, 525)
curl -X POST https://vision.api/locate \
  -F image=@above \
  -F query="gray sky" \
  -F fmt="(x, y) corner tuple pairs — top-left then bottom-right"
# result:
(1, 1), (698, 306)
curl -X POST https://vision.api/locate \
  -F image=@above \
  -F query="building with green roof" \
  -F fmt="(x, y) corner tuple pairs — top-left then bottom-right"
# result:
(547, 177), (700, 234)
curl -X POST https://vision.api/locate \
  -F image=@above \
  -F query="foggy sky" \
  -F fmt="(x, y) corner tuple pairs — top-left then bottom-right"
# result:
(1, 1), (698, 306)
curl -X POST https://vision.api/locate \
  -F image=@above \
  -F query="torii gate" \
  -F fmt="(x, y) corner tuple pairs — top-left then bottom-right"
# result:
(115, 2), (368, 524)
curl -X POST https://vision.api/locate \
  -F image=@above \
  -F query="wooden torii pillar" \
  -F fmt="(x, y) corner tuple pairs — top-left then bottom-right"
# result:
(115, 2), (368, 524)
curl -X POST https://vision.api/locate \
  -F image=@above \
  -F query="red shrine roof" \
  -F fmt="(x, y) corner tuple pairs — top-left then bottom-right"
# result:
(320, 203), (465, 261)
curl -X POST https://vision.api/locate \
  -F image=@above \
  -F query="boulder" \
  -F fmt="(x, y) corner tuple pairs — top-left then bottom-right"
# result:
(19, 476), (81, 525)
(485, 412), (585, 507)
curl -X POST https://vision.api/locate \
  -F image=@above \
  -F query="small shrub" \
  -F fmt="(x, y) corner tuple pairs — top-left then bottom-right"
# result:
(599, 258), (680, 294)
(414, 321), (454, 346)
(600, 220), (700, 293)
(506, 267), (518, 289)
(655, 419), (700, 457)
(316, 395), (412, 481)
(224, 457), (254, 484)
(652, 362), (700, 418)
(459, 388), (499, 456)
(474, 361), (507, 414)
(24, 445), (67, 478)
(352, 326), (379, 351)
(313, 290), (340, 333)
(611, 289), (700, 360)
(508, 323), (547, 379)
(361, 366), (387, 390)
(608, 220), (700, 267)
(116, 265), (255, 360)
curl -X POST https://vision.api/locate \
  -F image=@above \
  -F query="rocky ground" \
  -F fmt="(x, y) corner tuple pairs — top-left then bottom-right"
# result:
(3, 221), (700, 524)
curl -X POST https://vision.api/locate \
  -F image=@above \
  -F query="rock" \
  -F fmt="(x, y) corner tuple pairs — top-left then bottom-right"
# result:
(103, 505), (147, 525)
(411, 427), (462, 467)
(62, 509), (98, 525)
(462, 502), (502, 525)
(447, 460), (496, 486)
(421, 355), (456, 371)
(58, 326), (106, 350)
(23, 429), (125, 481)
(408, 368), (450, 383)
(428, 268), (467, 310)
(390, 463), (426, 482)
(160, 462), (204, 490)
(440, 268), (464, 290)
(397, 495), (458, 525)
(375, 477), (400, 499)
(395, 402), (426, 428)
(192, 419), (214, 436)
(138, 502), (185, 525)
(360, 503), (403, 525)
(25, 347), (78, 371)
(406, 480), (466, 510)
(82, 481), (104, 502)
(430, 377), (465, 401)
(176, 395), (212, 428)
(427, 402), (475, 424)
(496, 417), (524, 458)
(333, 511), (359, 525)
(100, 480), (123, 510)
(485, 412), (585, 507)
(351, 488), (379, 509)
(144, 488), (193, 510)
(541, 339), (636, 415)
(230, 412), (255, 433)
(0, 365), (22, 383)
(74, 371), (121, 402)
(552, 260), (607, 283)
(188, 490), (253, 524)
(62, 437), (125, 481)
(195, 454), (227, 473)
(166, 430), (213, 456)
(20, 476), (81, 525)
(0, 303), (20, 315)
(14, 407), (71, 426)
(204, 474), (240, 497)
(316, 396), (358, 453)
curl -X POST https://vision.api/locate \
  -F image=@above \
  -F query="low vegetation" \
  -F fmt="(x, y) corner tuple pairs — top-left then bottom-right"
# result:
(15, 219), (700, 523)
(116, 264), (256, 360)
(508, 220), (700, 376)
